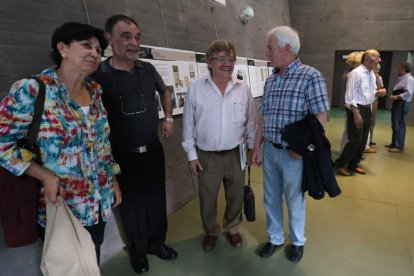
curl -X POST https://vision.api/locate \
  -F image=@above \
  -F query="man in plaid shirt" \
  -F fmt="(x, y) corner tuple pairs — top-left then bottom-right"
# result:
(250, 26), (329, 262)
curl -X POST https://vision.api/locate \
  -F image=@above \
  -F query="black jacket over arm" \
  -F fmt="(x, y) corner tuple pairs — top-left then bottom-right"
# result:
(282, 114), (341, 200)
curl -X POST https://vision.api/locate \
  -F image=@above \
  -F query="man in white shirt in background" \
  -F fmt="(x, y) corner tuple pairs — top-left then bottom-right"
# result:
(182, 39), (256, 252)
(334, 49), (386, 176)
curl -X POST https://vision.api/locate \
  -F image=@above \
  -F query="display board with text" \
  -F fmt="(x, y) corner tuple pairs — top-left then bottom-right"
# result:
(106, 44), (270, 118)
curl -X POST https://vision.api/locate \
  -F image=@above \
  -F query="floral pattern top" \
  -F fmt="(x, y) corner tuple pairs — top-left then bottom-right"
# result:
(0, 67), (120, 227)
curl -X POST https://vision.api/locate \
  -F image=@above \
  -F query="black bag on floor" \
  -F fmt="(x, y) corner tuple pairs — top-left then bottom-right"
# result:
(244, 166), (255, 222)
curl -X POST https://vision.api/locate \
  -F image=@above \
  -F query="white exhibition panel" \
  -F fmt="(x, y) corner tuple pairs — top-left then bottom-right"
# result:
(106, 44), (270, 118)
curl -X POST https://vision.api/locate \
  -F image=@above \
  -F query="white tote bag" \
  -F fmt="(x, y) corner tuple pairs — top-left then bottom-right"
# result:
(40, 197), (101, 276)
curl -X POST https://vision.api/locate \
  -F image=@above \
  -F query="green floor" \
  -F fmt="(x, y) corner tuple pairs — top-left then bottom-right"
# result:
(102, 108), (414, 276)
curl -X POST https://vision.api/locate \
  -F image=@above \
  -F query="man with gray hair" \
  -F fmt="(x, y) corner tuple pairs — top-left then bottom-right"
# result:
(386, 62), (414, 152)
(250, 26), (329, 261)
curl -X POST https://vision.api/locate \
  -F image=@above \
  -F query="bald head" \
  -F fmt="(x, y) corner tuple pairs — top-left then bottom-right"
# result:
(362, 49), (381, 71)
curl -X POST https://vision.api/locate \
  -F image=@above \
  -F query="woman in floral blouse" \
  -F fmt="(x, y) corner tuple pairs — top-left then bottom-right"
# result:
(0, 22), (121, 263)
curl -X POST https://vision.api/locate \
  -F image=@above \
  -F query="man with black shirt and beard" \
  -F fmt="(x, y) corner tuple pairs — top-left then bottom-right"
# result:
(92, 14), (177, 274)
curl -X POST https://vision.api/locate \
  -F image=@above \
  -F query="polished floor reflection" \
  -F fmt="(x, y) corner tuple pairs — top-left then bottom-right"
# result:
(102, 108), (414, 276)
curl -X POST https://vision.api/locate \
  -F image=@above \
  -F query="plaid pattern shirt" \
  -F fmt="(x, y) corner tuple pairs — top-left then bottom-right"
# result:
(259, 59), (329, 146)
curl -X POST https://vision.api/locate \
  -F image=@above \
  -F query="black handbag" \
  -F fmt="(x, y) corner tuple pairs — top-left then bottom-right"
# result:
(243, 166), (256, 222)
(0, 76), (45, 247)
(392, 88), (405, 95)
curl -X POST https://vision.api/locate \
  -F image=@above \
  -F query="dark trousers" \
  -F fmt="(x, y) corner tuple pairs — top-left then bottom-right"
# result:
(38, 214), (106, 265)
(391, 101), (410, 150)
(335, 106), (371, 170)
(113, 141), (167, 258)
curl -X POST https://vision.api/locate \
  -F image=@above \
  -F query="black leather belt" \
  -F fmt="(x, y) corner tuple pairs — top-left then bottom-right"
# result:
(114, 140), (159, 154)
(200, 146), (238, 154)
(215, 147), (238, 154)
(357, 104), (370, 109)
(271, 142), (290, 150)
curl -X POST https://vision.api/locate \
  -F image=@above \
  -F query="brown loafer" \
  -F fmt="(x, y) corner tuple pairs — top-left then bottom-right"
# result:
(364, 147), (377, 153)
(336, 167), (351, 176)
(226, 232), (243, 248)
(202, 235), (217, 251)
(351, 167), (365, 174)
(388, 147), (402, 153)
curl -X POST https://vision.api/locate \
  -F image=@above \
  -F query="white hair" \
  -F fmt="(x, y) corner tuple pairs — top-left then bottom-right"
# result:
(267, 26), (300, 56)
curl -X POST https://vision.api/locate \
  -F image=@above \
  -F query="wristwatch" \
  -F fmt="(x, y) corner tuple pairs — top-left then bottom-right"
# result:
(165, 117), (174, 123)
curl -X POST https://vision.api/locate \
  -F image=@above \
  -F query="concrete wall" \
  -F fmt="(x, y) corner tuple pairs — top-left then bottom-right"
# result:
(290, 0), (414, 106)
(0, 0), (290, 97)
(0, 1), (290, 275)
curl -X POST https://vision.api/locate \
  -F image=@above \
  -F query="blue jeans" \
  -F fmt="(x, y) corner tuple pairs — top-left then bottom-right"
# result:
(391, 101), (410, 150)
(262, 141), (306, 246)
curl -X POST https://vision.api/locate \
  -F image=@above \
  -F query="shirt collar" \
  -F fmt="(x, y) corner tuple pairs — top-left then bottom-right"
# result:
(40, 67), (102, 98)
(101, 58), (143, 73)
(361, 64), (372, 73)
(398, 73), (410, 81)
(203, 72), (242, 86)
(272, 58), (301, 75)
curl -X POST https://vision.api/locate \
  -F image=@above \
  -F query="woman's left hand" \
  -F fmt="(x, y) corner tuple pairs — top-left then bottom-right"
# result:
(112, 176), (122, 208)
(25, 162), (63, 205)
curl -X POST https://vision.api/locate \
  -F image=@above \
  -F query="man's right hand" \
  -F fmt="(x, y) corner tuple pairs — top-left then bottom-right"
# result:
(375, 88), (387, 97)
(353, 111), (363, 129)
(189, 159), (203, 176)
(249, 148), (262, 167)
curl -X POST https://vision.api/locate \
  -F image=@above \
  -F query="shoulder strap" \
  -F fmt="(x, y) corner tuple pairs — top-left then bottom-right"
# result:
(25, 76), (46, 146)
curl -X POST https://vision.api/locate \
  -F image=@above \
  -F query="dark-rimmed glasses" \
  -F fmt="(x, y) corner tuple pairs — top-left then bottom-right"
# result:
(111, 57), (146, 116)
(120, 92), (147, 116)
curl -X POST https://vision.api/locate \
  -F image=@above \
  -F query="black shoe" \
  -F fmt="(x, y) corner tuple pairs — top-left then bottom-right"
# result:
(258, 242), (283, 258)
(288, 245), (304, 262)
(130, 255), (149, 274)
(148, 244), (178, 260)
(385, 144), (394, 148)
(369, 141), (376, 146)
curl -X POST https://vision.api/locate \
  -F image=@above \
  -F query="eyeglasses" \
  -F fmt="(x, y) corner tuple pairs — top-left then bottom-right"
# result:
(111, 57), (146, 116)
(72, 40), (103, 55)
(120, 92), (147, 116)
(211, 57), (236, 64)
